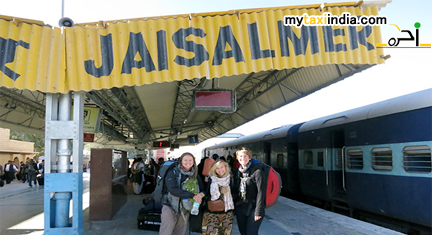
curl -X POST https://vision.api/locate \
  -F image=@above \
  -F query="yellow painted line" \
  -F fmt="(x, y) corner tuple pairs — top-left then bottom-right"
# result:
(420, 44), (431, 47)
(376, 44), (388, 47)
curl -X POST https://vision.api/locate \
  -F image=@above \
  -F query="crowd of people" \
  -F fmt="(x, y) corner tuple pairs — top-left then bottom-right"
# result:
(2, 149), (265, 234)
(155, 147), (265, 235)
(0, 159), (44, 187)
(128, 156), (168, 194)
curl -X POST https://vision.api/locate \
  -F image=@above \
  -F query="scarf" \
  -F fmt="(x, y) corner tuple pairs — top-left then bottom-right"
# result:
(167, 165), (198, 222)
(179, 165), (195, 176)
(238, 161), (252, 201)
(210, 175), (234, 212)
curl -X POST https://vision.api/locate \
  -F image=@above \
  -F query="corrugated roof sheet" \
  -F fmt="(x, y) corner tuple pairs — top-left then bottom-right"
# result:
(0, 2), (385, 93)
(0, 19), (65, 92)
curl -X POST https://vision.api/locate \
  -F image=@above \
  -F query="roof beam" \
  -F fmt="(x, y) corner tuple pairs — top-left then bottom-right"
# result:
(170, 78), (206, 141)
(198, 68), (303, 141)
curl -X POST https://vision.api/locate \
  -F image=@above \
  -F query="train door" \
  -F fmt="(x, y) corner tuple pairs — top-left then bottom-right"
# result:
(264, 142), (271, 164)
(331, 131), (346, 199)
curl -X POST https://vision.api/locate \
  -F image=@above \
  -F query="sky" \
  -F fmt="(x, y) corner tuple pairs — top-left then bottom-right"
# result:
(1, 0), (431, 157)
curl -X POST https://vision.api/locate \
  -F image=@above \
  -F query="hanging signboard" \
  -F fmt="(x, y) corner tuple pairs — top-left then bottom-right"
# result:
(193, 89), (236, 111)
(83, 107), (101, 133)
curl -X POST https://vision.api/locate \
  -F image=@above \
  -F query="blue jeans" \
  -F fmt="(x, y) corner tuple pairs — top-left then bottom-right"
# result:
(28, 172), (37, 186)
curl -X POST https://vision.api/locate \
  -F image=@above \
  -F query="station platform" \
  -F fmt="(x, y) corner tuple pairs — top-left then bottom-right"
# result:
(0, 173), (404, 235)
(85, 187), (404, 235)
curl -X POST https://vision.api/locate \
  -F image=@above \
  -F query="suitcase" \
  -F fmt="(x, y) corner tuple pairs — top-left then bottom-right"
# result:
(137, 197), (162, 231)
(137, 208), (161, 231)
(37, 176), (44, 186)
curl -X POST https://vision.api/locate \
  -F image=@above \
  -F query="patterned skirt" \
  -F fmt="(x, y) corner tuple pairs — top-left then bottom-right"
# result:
(202, 211), (234, 235)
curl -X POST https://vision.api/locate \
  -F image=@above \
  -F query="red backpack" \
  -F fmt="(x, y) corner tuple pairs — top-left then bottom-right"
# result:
(202, 158), (215, 176)
(253, 162), (282, 208)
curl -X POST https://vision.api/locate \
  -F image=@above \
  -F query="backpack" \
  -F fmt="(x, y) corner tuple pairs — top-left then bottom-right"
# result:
(181, 177), (199, 211)
(251, 162), (282, 208)
(201, 158), (214, 176)
(151, 161), (177, 204)
(28, 163), (35, 172)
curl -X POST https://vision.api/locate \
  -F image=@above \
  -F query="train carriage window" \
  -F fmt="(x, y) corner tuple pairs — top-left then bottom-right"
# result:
(277, 154), (284, 167)
(304, 150), (313, 167)
(347, 148), (364, 170)
(403, 145), (432, 173)
(317, 152), (324, 167)
(371, 147), (393, 171)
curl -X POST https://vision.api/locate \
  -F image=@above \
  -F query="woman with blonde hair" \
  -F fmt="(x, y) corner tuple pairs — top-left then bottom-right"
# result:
(201, 159), (235, 235)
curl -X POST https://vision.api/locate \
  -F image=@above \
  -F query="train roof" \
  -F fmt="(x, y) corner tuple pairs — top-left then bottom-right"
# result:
(299, 88), (432, 132)
(206, 124), (295, 150)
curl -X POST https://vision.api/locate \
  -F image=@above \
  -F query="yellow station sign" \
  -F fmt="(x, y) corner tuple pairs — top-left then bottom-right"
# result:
(0, 18), (65, 92)
(0, 3), (384, 93)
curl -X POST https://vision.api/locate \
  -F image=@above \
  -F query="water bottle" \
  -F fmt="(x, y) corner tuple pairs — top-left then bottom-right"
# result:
(191, 201), (200, 215)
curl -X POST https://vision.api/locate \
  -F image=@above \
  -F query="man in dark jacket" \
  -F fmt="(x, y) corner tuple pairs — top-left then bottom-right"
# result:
(27, 159), (38, 187)
(19, 161), (27, 182)
(4, 160), (18, 184)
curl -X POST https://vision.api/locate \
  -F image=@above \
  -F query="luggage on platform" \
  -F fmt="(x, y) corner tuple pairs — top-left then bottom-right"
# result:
(137, 197), (162, 231)
(37, 175), (44, 186)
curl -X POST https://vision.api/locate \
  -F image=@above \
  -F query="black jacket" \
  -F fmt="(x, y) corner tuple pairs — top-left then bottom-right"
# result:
(163, 164), (205, 206)
(203, 176), (235, 213)
(233, 162), (266, 217)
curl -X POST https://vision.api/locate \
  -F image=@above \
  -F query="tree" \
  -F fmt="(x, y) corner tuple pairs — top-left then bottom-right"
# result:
(10, 130), (45, 157)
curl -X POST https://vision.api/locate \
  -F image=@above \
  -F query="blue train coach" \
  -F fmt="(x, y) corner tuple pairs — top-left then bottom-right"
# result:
(298, 88), (432, 228)
(204, 124), (303, 195)
(204, 88), (432, 231)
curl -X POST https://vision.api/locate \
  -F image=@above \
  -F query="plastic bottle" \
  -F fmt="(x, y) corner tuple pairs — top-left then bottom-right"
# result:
(191, 201), (200, 215)
(182, 198), (190, 209)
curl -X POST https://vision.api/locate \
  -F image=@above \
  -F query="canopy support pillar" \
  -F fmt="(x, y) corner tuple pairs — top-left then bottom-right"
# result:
(44, 92), (84, 235)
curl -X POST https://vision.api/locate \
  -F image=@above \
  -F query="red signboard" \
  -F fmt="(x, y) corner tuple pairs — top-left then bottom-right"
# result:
(84, 133), (94, 142)
(193, 89), (235, 111)
(152, 141), (171, 148)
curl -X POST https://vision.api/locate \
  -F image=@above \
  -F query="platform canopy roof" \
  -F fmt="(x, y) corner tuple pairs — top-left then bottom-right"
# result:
(0, 1), (389, 149)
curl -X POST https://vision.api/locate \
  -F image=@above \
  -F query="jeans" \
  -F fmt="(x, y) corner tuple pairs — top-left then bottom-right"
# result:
(28, 172), (37, 186)
(235, 204), (264, 235)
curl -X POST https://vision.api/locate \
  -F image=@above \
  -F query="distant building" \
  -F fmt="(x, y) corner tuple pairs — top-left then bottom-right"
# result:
(0, 128), (35, 165)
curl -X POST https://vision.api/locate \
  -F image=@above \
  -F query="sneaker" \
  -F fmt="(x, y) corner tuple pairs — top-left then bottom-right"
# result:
(29, 185), (32, 187)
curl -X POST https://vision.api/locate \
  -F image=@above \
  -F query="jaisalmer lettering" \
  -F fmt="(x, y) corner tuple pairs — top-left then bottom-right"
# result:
(0, 37), (30, 80)
(0, 19), (376, 80)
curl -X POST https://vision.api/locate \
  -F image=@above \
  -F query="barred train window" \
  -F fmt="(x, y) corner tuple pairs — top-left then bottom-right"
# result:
(317, 152), (324, 167)
(304, 150), (313, 167)
(371, 147), (393, 171)
(403, 145), (432, 173)
(347, 148), (364, 170)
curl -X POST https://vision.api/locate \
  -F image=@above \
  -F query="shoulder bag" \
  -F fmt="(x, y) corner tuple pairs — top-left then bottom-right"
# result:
(207, 199), (225, 212)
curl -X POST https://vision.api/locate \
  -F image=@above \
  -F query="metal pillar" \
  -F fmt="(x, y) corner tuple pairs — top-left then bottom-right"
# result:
(44, 92), (84, 235)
